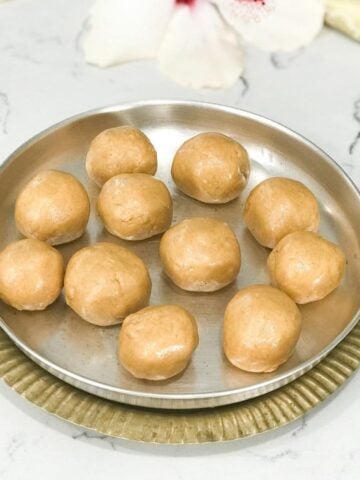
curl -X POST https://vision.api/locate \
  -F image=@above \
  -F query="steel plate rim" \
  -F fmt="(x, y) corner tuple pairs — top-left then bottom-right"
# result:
(0, 99), (359, 409)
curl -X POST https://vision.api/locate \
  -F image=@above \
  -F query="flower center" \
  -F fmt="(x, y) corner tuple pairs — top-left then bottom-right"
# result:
(235, 0), (273, 22)
(175, 0), (267, 6)
(238, 0), (266, 4)
(175, 0), (196, 5)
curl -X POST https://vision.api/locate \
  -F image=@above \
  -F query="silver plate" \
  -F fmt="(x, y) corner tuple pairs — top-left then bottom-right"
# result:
(0, 101), (359, 410)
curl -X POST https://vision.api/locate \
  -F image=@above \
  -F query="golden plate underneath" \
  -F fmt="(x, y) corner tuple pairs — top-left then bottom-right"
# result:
(1, 324), (359, 444)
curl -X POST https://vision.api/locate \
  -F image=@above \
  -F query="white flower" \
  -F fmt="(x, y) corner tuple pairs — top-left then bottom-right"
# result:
(83, 0), (325, 89)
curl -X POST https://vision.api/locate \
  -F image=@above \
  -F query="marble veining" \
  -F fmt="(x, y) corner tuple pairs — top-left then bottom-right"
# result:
(247, 448), (299, 461)
(349, 98), (360, 155)
(270, 49), (304, 69)
(2, 42), (41, 65)
(75, 18), (90, 53)
(234, 76), (250, 106)
(0, 92), (9, 134)
(290, 415), (308, 437)
(72, 431), (108, 441)
(34, 35), (63, 46)
(72, 430), (121, 451)
(5, 435), (25, 462)
(0, 434), (25, 478)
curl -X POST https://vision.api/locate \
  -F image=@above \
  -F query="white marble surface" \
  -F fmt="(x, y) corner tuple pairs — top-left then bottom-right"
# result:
(0, 1), (359, 479)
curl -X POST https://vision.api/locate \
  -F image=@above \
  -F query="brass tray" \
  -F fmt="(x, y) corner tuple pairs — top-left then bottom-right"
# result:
(0, 324), (359, 444)
(0, 101), (359, 410)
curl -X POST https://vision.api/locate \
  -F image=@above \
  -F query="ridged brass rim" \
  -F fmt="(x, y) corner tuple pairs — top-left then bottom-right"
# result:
(0, 324), (359, 444)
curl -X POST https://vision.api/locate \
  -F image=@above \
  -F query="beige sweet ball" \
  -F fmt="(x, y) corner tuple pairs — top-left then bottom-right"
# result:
(243, 177), (319, 248)
(171, 132), (250, 204)
(267, 231), (346, 304)
(97, 173), (173, 241)
(64, 242), (151, 326)
(224, 285), (302, 373)
(86, 126), (157, 186)
(15, 170), (90, 246)
(0, 239), (64, 311)
(119, 304), (199, 380)
(160, 217), (241, 292)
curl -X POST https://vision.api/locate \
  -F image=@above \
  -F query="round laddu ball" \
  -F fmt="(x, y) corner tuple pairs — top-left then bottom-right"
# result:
(267, 231), (346, 304)
(15, 170), (90, 246)
(86, 126), (157, 186)
(119, 304), (199, 380)
(159, 217), (241, 292)
(97, 173), (173, 241)
(64, 242), (151, 326)
(224, 285), (302, 373)
(0, 239), (64, 311)
(171, 132), (250, 204)
(243, 177), (319, 248)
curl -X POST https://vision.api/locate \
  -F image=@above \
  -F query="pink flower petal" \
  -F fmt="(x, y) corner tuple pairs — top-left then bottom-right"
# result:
(158, 0), (244, 89)
(215, 0), (325, 51)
